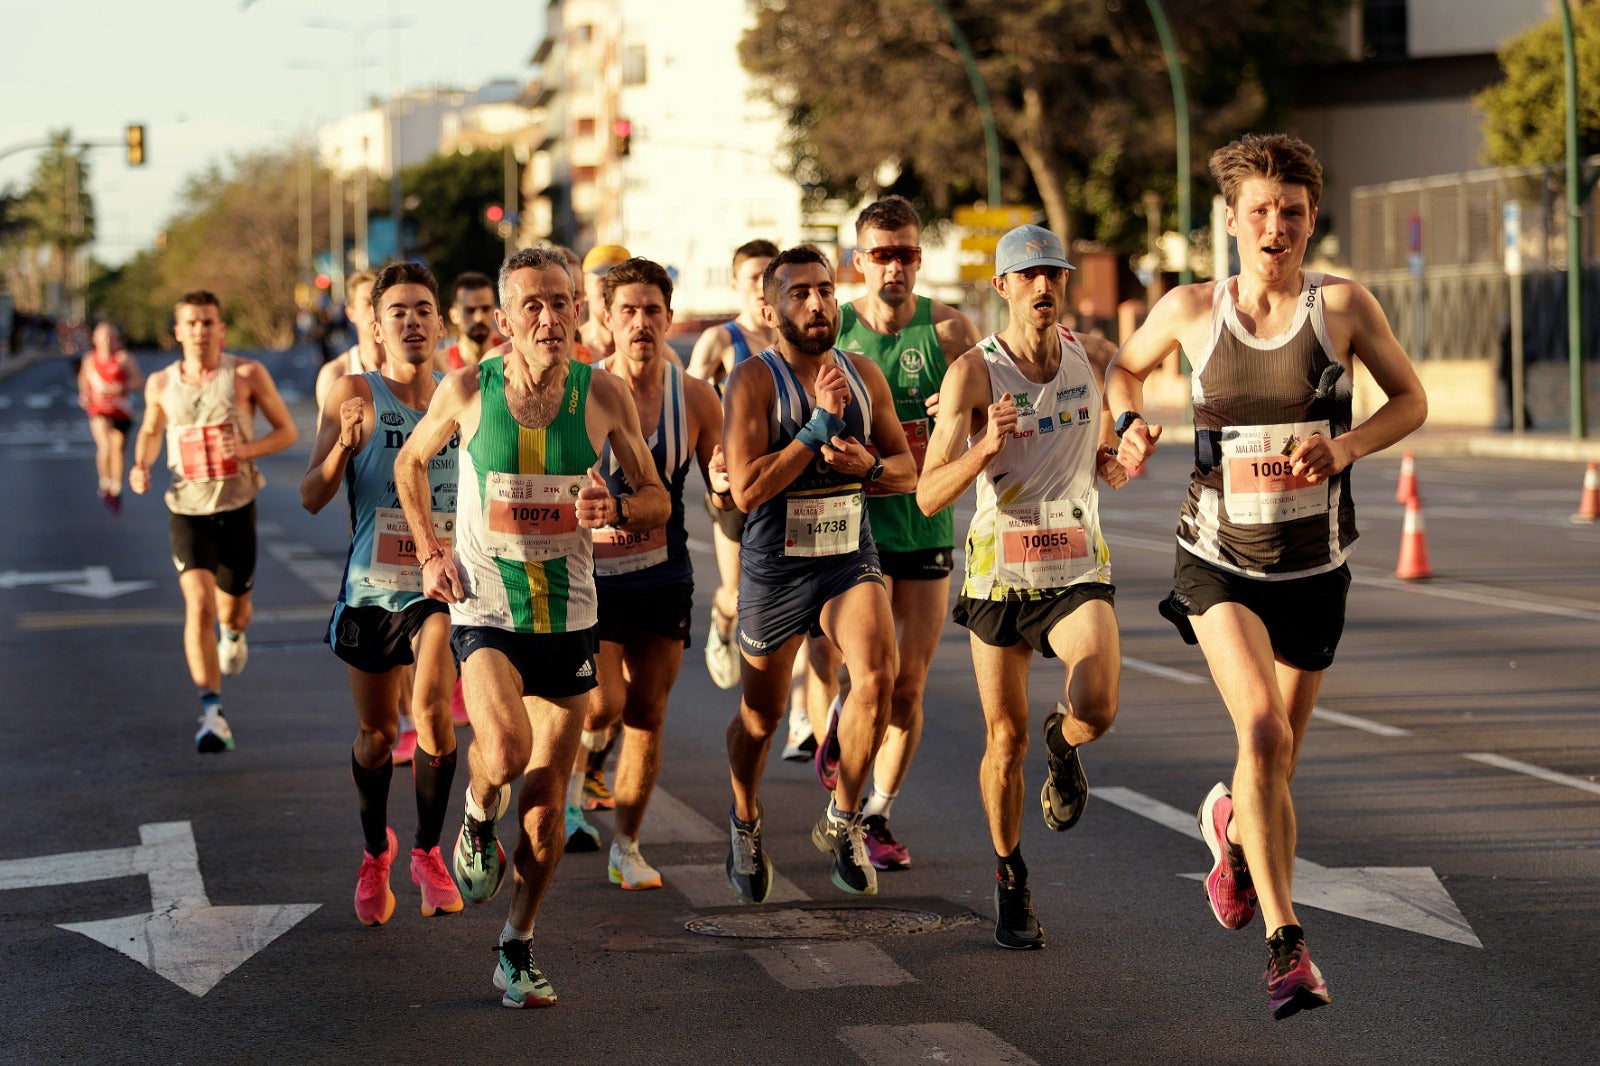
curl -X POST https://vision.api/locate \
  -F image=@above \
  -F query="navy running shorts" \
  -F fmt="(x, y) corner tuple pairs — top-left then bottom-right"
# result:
(596, 582), (695, 648)
(737, 550), (883, 657)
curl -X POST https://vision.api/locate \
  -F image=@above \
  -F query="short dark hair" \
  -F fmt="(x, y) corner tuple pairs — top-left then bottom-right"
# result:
(854, 195), (921, 239)
(451, 271), (495, 308)
(732, 239), (779, 273)
(174, 290), (221, 313)
(1209, 133), (1324, 210)
(602, 257), (674, 310)
(761, 245), (833, 306)
(498, 246), (574, 306)
(371, 261), (440, 313)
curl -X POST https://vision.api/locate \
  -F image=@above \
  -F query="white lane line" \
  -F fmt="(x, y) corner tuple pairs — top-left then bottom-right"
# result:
(748, 941), (914, 990)
(660, 863), (810, 909)
(626, 788), (724, 844)
(1311, 706), (1412, 738)
(1464, 752), (1600, 798)
(1121, 658), (1410, 737)
(838, 1023), (1040, 1066)
(1352, 573), (1600, 624)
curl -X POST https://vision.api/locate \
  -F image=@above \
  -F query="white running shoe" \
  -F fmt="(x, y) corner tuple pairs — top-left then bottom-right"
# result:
(218, 630), (249, 677)
(704, 607), (741, 690)
(780, 700), (817, 762)
(607, 839), (663, 890)
(195, 708), (234, 754)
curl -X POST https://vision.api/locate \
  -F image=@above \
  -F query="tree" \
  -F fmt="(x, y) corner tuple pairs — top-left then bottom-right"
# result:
(739, 0), (1347, 251)
(401, 148), (508, 288)
(1476, 4), (1600, 167)
(0, 129), (95, 315)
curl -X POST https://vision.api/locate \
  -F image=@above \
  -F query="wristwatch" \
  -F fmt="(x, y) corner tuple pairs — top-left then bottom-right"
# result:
(865, 458), (885, 482)
(615, 494), (631, 526)
(1113, 410), (1144, 437)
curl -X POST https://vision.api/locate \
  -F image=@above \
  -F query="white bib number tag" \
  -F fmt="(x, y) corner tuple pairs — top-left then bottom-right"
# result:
(592, 525), (668, 576)
(368, 508), (454, 591)
(483, 472), (583, 561)
(1219, 420), (1330, 525)
(996, 496), (1099, 589)
(784, 492), (862, 558)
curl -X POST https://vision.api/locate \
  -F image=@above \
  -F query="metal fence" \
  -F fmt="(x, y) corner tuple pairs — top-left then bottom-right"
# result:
(1351, 158), (1600, 363)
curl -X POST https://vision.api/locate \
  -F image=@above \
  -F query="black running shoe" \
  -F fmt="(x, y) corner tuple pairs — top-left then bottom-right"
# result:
(994, 878), (1045, 950)
(1040, 709), (1088, 831)
(726, 806), (774, 904)
(811, 806), (877, 895)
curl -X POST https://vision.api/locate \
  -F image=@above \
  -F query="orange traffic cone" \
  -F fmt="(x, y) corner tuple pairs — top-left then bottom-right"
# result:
(1395, 451), (1417, 504)
(1395, 497), (1432, 580)
(1572, 462), (1599, 524)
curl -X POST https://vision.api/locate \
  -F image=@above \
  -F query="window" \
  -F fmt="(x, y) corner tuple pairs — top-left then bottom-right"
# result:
(622, 45), (647, 86)
(1362, 0), (1407, 60)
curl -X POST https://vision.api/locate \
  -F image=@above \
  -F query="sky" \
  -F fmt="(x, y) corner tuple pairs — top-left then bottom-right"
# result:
(1, 0), (545, 266)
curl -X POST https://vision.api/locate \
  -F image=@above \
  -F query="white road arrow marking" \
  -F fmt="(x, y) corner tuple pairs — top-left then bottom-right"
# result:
(0, 566), (153, 598)
(0, 821), (320, 995)
(1096, 786), (1482, 948)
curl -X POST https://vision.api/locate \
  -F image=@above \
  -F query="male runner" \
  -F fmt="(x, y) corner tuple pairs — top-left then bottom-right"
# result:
(576, 243), (630, 361)
(687, 239), (778, 693)
(918, 224), (1128, 951)
(394, 246), (668, 1008)
(1107, 133), (1426, 1019)
(579, 256), (727, 889)
(300, 262), (462, 926)
(821, 195), (980, 869)
(314, 270), (380, 412)
(78, 321), (144, 512)
(721, 245), (915, 902)
(434, 271), (504, 372)
(129, 291), (298, 752)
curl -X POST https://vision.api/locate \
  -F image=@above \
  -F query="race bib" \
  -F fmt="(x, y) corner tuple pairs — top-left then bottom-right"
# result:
(174, 422), (239, 481)
(1219, 420), (1330, 525)
(996, 496), (1100, 589)
(864, 418), (929, 498)
(592, 525), (668, 576)
(483, 472), (583, 561)
(784, 492), (862, 558)
(368, 508), (454, 591)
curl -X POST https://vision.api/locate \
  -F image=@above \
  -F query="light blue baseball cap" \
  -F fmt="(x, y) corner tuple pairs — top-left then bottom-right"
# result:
(994, 224), (1073, 275)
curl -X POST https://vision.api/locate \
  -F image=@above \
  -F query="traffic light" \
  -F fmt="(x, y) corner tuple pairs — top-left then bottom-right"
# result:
(485, 204), (504, 223)
(612, 119), (632, 158)
(125, 123), (146, 166)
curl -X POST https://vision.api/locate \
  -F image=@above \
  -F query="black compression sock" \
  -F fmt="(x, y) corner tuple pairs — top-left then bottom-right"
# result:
(997, 846), (1027, 886)
(351, 751), (394, 856)
(411, 746), (458, 852)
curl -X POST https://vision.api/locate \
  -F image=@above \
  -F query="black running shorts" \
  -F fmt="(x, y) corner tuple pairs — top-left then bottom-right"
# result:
(451, 624), (599, 699)
(327, 598), (448, 674)
(879, 547), (954, 582)
(1161, 548), (1351, 672)
(953, 583), (1117, 659)
(167, 502), (257, 595)
(597, 582), (695, 648)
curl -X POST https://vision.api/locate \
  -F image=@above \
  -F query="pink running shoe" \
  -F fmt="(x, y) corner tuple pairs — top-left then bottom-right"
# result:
(451, 679), (469, 727)
(410, 845), (465, 916)
(863, 814), (910, 871)
(392, 727), (418, 767)
(814, 696), (841, 792)
(355, 828), (398, 926)
(1198, 782), (1257, 930)
(1265, 930), (1332, 1020)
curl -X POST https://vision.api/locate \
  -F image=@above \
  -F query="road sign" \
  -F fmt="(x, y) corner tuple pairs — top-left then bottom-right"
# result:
(959, 262), (994, 283)
(1504, 200), (1522, 277)
(953, 204), (1038, 230)
(958, 233), (1001, 254)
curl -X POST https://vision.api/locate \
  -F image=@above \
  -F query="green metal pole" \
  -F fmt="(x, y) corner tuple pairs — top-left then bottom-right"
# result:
(928, 0), (1001, 206)
(1144, 0), (1192, 284)
(1560, 0), (1588, 439)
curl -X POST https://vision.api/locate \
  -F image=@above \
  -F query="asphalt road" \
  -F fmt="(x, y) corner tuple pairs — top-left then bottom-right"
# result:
(2, 350), (1598, 1065)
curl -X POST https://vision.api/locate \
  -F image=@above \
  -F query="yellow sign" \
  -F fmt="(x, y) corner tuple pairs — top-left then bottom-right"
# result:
(958, 233), (1002, 254)
(959, 263), (994, 282)
(953, 204), (1038, 230)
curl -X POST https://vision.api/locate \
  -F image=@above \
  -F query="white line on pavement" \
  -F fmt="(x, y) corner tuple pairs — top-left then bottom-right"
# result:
(748, 942), (915, 990)
(659, 863), (810, 909)
(1121, 656), (1206, 685)
(1311, 706), (1413, 738)
(837, 1023), (1040, 1066)
(1463, 752), (1600, 798)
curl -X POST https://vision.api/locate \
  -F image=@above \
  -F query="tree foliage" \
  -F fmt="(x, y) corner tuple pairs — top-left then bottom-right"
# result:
(1476, 4), (1600, 167)
(739, 0), (1347, 250)
(1, 129), (95, 314)
(401, 148), (508, 287)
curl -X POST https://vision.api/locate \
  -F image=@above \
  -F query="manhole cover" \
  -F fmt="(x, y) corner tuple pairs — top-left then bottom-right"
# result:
(685, 905), (970, 940)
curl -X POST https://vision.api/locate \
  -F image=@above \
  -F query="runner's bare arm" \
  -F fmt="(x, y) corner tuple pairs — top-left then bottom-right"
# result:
(917, 349), (1012, 515)
(1080, 336), (1129, 489)
(121, 351), (145, 393)
(684, 375), (734, 510)
(397, 368), (477, 603)
(589, 369), (670, 531)
(1106, 284), (1209, 468)
(237, 361), (298, 460)
(686, 326), (730, 386)
(821, 354), (915, 494)
(722, 357), (819, 513)
(932, 301), (982, 361)
(127, 369), (169, 495)
(300, 375), (371, 514)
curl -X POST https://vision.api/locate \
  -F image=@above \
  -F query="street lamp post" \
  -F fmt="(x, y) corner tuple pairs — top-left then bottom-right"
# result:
(1558, 0), (1589, 439)
(926, 0), (1001, 207)
(1143, 0), (1192, 285)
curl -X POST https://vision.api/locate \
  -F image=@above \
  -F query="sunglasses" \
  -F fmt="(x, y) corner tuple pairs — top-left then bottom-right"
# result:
(860, 246), (922, 266)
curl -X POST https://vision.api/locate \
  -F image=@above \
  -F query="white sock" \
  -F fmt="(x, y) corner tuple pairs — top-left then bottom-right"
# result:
(567, 769), (586, 808)
(465, 785), (497, 823)
(862, 786), (896, 820)
(398, 713), (416, 735)
(580, 728), (609, 752)
(500, 919), (533, 944)
(220, 626), (242, 642)
(613, 832), (635, 852)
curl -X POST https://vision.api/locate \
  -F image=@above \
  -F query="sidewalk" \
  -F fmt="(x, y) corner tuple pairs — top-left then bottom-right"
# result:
(1143, 403), (1600, 464)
